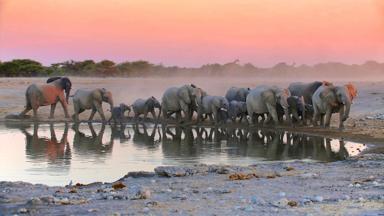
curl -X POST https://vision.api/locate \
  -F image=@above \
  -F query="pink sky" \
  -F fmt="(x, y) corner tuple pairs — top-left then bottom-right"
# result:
(0, 0), (384, 66)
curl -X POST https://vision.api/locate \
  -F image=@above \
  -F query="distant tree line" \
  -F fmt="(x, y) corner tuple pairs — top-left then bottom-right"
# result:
(0, 59), (383, 77)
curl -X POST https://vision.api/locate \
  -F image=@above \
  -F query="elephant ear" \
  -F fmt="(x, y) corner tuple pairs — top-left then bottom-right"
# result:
(261, 89), (276, 105)
(46, 76), (62, 83)
(320, 87), (338, 107)
(345, 83), (357, 101)
(145, 97), (155, 107)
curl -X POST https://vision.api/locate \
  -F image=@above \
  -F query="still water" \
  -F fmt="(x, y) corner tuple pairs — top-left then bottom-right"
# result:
(0, 122), (367, 186)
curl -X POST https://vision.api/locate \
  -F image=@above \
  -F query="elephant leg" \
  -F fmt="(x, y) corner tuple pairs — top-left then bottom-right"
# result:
(32, 106), (38, 120)
(312, 106), (320, 126)
(212, 110), (218, 124)
(151, 110), (156, 120)
(94, 102), (106, 121)
(324, 109), (332, 128)
(59, 94), (70, 118)
(176, 111), (182, 122)
(49, 103), (57, 119)
(320, 114), (325, 126)
(89, 108), (97, 121)
(20, 106), (32, 117)
(134, 113), (139, 122)
(338, 107), (345, 129)
(266, 104), (278, 125)
(208, 114), (214, 122)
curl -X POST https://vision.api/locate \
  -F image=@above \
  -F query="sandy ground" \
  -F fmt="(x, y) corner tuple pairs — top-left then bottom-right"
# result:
(1, 154), (384, 215)
(0, 77), (383, 215)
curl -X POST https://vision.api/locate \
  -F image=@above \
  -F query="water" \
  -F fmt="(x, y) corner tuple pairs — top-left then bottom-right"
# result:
(0, 122), (367, 186)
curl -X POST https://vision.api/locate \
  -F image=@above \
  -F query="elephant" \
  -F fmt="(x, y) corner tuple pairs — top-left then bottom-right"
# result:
(132, 96), (161, 120)
(288, 81), (332, 124)
(276, 96), (306, 124)
(197, 95), (229, 124)
(225, 87), (250, 102)
(72, 88), (114, 122)
(228, 101), (248, 122)
(312, 83), (357, 129)
(161, 84), (204, 122)
(19, 77), (72, 119)
(109, 103), (131, 124)
(246, 86), (291, 125)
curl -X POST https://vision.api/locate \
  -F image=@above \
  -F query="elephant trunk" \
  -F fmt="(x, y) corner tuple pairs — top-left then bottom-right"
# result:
(109, 98), (114, 111)
(65, 89), (71, 104)
(342, 100), (351, 122)
(157, 106), (162, 119)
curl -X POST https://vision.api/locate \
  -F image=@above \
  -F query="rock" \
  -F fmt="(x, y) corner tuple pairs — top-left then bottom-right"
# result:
(145, 201), (158, 207)
(312, 196), (323, 202)
(279, 192), (286, 197)
(112, 182), (126, 190)
(40, 196), (54, 204)
(272, 198), (289, 208)
(143, 207), (150, 213)
(18, 208), (29, 214)
(287, 200), (298, 207)
(343, 195), (351, 200)
(216, 167), (231, 174)
(88, 208), (99, 212)
(243, 206), (254, 212)
(107, 196), (114, 200)
(134, 188), (151, 199)
(27, 197), (43, 205)
(358, 197), (366, 202)
(300, 198), (312, 205)
(155, 166), (193, 177)
(122, 171), (156, 179)
(300, 173), (319, 179)
(59, 198), (70, 205)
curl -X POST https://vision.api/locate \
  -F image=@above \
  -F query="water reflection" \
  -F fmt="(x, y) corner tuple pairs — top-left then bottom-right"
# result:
(0, 122), (366, 185)
(20, 123), (71, 166)
(72, 123), (114, 158)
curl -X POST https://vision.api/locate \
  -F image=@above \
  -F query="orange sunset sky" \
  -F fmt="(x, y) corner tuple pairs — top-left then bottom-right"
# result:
(0, 0), (383, 67)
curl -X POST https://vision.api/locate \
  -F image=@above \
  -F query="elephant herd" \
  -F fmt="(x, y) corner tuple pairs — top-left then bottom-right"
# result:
(18, 77), (358, 129)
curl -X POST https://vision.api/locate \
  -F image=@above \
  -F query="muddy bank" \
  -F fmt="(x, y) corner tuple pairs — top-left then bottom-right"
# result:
(1, 154), (384, 215)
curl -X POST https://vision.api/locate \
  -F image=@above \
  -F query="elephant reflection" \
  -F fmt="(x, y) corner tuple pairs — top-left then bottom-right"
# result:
(20, 123), (71, 165)
(110, 123), (131, 144)
(161, 125), (351, 161)
(161, 125), (198, 158)
(132, 123), (161, 149)
(72, 123), (113, 156)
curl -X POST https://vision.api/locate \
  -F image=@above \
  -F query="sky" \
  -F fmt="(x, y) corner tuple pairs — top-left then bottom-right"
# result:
(0, 0), (383, 67)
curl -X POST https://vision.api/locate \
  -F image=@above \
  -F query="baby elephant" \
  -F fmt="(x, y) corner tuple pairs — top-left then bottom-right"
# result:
(109, 103), (131, 124)
(132, 96), (161, 120)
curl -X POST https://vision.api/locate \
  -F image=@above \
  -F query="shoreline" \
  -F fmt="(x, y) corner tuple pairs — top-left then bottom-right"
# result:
(1, 154), (384, 215)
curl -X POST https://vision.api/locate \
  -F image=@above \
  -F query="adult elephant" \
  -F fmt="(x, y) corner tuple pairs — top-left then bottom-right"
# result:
(161, 84), (204, 122)
(312, 83), (357, 129)
(72, 88), (114, 122)
(19, 77), (72, 119)
(197, 95), (229, 124)
(288, 81), (332, 123)
(246, 86), (291, 125)
(225, 87), (250, 102)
